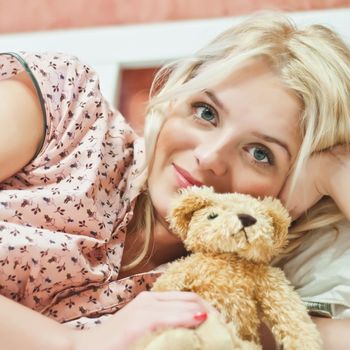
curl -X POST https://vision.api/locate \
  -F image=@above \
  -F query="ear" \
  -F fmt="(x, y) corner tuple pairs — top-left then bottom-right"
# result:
(167, 186), (215, 240)
(261, 197), (291, 253)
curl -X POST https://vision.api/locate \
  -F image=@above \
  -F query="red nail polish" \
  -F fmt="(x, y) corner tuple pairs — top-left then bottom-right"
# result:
(193, 312), (207, 321)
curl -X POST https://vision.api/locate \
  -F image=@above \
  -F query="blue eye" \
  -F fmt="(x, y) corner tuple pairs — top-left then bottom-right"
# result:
(192, 102), (217, 124)
(248, 146), (274, 165)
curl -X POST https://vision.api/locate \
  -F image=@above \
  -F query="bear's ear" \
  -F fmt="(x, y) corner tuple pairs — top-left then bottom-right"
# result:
(167, 186), (215, 240)
(261, 197), (291, 253)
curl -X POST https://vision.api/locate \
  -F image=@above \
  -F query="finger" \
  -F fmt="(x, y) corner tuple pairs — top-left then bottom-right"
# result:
(154, 299), (206, 313)
(150, 291), (204, 302)
(201, 300), (221, 317)
(147, 301), (209, 331)
(151, 291), (221, 320)
(150, 311), (208, 331)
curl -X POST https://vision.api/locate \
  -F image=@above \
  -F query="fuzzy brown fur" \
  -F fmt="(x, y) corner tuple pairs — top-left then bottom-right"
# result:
(136, 186), (322, 350)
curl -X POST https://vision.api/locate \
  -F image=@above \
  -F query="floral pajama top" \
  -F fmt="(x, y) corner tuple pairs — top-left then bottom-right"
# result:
(0, 52), (161, 329)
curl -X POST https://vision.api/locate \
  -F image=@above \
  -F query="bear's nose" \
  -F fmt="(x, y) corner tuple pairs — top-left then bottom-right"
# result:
(237, 214), (257, 227)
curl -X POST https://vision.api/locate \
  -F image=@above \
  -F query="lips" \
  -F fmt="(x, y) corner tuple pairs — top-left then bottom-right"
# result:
(172, 163), (204, 188)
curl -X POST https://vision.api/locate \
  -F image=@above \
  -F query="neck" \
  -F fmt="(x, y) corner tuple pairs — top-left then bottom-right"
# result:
(120, 211), (186, 278)
(149, 218), (187, 266)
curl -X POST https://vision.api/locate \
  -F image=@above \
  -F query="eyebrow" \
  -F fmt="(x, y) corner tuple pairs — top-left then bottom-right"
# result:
(252, 132), (292, 160)
(204, 89), (229, 114)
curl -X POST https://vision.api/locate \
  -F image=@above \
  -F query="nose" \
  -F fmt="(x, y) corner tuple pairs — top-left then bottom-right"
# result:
(237, 214), (257, 227)
(194, 142), (229, 176)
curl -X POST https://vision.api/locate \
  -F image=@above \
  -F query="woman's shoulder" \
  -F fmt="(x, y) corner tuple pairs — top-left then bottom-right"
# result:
(0, 68), (45, 182)
(0, 51), (98, 100)
(0, 51), (139, 182)
(0, 51), (88, 78)
(0, 52), (102, 166)
(2, 51), (87, 67)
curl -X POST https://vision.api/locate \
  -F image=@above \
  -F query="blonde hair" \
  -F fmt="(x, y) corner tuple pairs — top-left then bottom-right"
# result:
(123, 12), (350, 270)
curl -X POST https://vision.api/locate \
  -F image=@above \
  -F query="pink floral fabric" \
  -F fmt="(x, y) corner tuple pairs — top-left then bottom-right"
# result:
(0, 52), (161, 329)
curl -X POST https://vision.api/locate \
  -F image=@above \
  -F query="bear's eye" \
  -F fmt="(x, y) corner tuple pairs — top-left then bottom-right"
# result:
(207, 213), (218, 220)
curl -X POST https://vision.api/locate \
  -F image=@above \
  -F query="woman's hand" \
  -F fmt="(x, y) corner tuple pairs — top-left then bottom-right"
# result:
(74, 291), (216, 350)
(278, 145), (350, 220)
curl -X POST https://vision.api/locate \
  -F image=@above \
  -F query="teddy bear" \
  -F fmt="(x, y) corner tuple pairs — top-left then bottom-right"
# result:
(133, 186), (322, 350)
(134, 312), (260, 350)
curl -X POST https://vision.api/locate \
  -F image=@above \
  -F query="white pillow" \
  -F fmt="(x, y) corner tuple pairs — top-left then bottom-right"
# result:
(282, 220), (350, 319)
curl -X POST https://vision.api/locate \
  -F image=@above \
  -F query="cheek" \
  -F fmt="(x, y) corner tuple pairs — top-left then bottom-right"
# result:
(233, 170), (286, 198)
(154, 117), (197, 160)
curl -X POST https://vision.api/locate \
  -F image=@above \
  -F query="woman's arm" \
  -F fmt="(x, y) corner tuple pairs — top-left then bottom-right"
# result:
(312, 317), (350, 350)
(0, 72), (44, 182)
(0, 291), (211, 350)
(260, 323), (277, 350)
(278, 148), (350, 349)
(278, 145), (350, 221)
(323, 145), (350, 222)
(260, 317), (350, 350)
(0, 295), (74, 350)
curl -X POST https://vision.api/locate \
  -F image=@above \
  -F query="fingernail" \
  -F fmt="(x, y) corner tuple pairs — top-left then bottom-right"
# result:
(193, 312), (207, 321)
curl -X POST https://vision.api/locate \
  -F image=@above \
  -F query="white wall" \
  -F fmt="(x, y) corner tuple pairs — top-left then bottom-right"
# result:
(0, 7), (349, 105)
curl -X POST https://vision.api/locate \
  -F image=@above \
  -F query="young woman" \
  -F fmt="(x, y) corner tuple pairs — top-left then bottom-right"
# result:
(0, 13), (349, 349)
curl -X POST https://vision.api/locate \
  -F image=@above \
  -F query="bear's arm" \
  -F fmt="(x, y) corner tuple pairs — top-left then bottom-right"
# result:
(255, 266), (322, 350)
(151, 256), (196, 292)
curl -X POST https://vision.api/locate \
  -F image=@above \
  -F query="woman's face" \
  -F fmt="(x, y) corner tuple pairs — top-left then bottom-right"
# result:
(148, 60), (302, 219)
